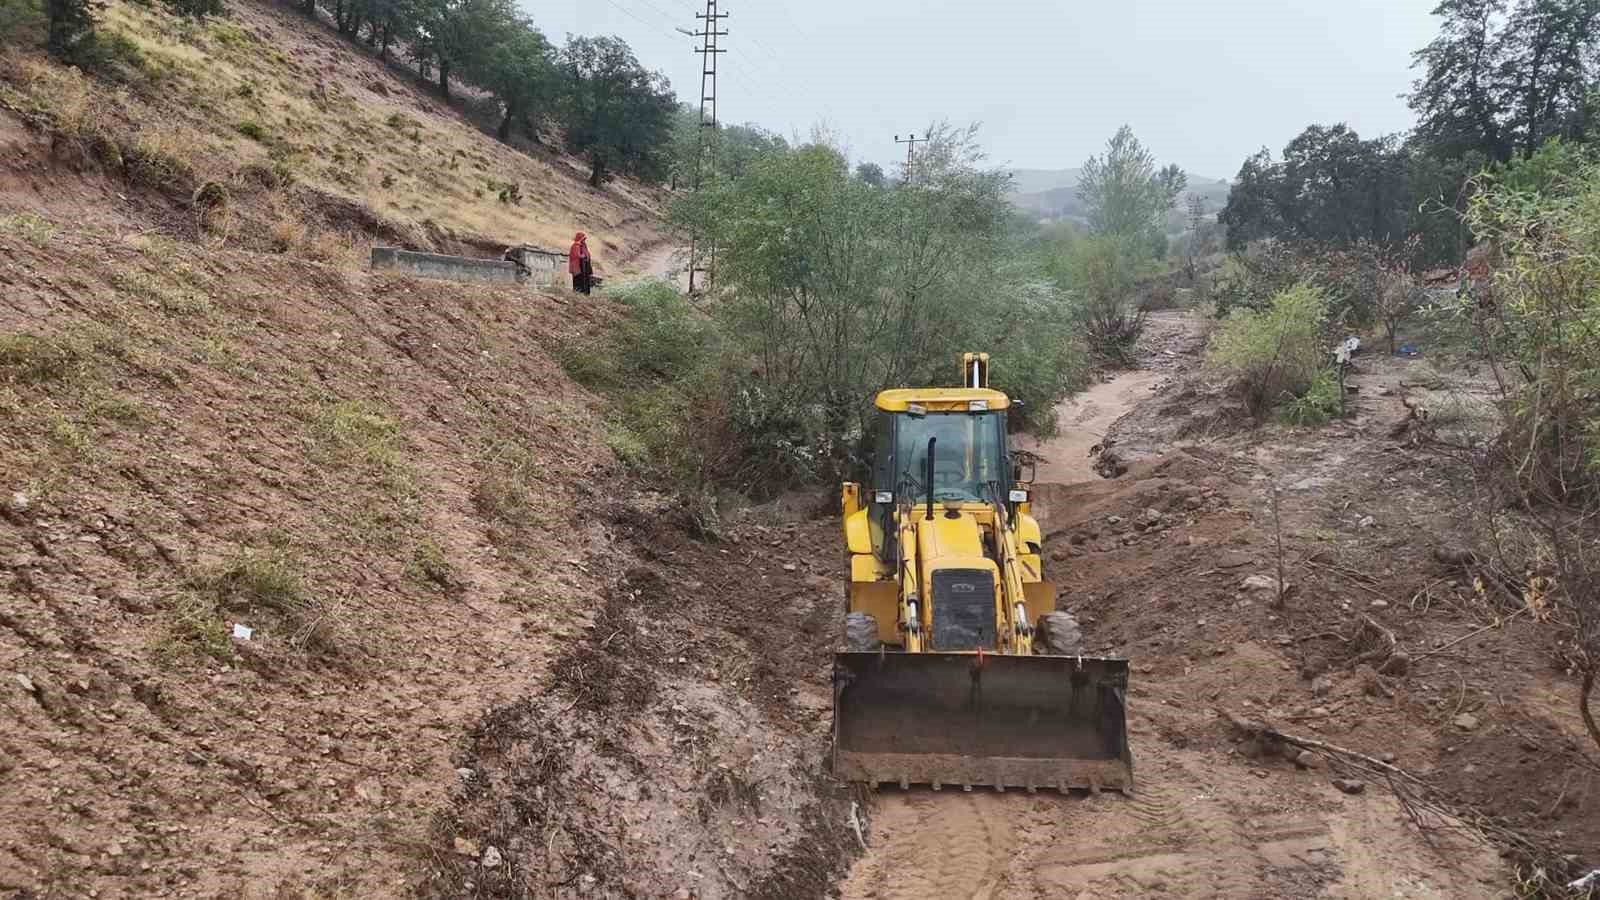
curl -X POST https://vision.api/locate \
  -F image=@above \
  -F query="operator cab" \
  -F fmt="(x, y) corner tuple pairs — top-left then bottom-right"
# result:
(866, 385), (1020, 558)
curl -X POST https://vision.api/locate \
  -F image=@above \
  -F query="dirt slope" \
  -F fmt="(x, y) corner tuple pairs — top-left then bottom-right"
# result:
(0, 200), (855, 896)
(1, 0), (665, 262)
(0, 214), (607, 893)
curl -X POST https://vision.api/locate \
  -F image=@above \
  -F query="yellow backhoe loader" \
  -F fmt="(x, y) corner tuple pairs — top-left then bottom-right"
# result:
(834, 353), (1133, 793)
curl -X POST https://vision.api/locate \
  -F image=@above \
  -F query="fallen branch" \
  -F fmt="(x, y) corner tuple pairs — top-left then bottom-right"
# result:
(1218, 709), (1422, 786)
(1303, 560), (1393, 602)
(1411, 606), (1528, 662)
(1349, 615), (1398, 669)
(1216, 707), (1582, 884)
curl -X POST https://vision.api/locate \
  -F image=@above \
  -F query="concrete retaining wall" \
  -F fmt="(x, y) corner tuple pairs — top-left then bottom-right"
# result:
(370, 247), (522, 285)
(504, 246), (568, 288)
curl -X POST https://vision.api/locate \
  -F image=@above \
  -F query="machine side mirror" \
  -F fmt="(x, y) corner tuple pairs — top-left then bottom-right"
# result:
(1012, 456), (1036, 485)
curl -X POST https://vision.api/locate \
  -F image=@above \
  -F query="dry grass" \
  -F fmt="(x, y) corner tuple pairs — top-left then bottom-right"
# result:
(66, 0), (664, 254)
(2, 212), (58, 246)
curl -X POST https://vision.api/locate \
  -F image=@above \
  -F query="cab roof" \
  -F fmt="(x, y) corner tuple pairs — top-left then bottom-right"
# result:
(874, 387), (1011, 412)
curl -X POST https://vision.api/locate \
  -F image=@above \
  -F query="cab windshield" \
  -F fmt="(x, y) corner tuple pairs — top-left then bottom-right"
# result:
(893, 412), (1005, 503)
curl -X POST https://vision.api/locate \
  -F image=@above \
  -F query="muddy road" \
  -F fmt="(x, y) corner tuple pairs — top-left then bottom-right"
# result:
(836, 336), (1506, 899)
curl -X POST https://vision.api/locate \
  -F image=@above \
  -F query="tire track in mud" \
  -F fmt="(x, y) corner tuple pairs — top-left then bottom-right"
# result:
(840, 792), (1015, 900)
(840, 724), (1338, 900)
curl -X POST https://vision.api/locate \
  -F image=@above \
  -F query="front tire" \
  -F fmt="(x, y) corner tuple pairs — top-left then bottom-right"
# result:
(845, 612), (879, 651)
(1036, 611), (1084, 655)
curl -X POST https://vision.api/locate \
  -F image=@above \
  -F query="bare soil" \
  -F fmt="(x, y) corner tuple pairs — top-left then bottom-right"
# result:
(0, 196), (846, 897)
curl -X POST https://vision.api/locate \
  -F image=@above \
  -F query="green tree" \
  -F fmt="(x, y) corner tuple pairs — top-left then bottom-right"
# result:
(1219, 126), (1412, 252)
(1497, 0), (1600, 154)
(1077, 125), (1186, 250)
(673, 125), (1078, 459)
(1410, 0), (1511, 161)
(1051, 232), (1153, 365)
(1410, 0), (1600, 162)
(470, 23), (557, 143)
(366, 0), (418, 59)
(413, 0), (514, 102)
(854, 161), (886, 187)
(46, 0), (95, 61)
(558, 36), (676, 186)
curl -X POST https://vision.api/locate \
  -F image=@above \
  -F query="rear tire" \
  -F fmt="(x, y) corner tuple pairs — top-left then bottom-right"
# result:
(1036, 611), (1084, 655)
(845, 612), (879, 651)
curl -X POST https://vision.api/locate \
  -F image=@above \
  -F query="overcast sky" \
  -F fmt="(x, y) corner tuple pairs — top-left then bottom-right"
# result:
(532, 0), (1442, 179)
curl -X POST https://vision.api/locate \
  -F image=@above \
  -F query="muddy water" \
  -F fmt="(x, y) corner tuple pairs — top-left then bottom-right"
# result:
(1013, 371), (1162, 485)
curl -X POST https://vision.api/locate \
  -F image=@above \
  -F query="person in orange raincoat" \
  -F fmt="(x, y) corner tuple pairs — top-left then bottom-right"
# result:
(568, 232), (593, 294)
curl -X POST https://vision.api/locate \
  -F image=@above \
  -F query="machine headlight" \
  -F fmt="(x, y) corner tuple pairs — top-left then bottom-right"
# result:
(1009, 489), (1028, 503)
(968, 399), (989, 411)
(874, 491), (894, 504)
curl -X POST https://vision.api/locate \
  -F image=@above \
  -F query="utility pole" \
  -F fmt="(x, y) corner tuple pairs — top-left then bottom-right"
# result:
(687, 0), (727, 295)
(894, 133), (924, 185)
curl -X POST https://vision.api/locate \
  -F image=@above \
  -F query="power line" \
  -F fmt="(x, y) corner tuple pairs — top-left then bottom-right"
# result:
(593, 0), (681, 39)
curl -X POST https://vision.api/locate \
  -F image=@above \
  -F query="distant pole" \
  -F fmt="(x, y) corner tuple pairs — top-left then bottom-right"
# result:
(895, 132), (924, 185)
(687, 0), (728, 295)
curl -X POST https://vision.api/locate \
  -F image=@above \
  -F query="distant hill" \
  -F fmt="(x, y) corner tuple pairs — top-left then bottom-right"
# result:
(1006, 168), (1084, 196)
(1007, 168), (1232, 234)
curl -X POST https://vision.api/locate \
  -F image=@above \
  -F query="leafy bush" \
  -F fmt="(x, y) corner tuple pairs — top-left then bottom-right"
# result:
(1460, 158), (1600, 757)
(1463, 161), (1600, 502)
(235, 120), (268, 142)
(1212, 238), (1398, 337)
(1207, 282), (1330, 419)
(1053, 233), (1151, 366)
(1488, 138), (1594, 197)
(163, 0), (224, 19)
(1280, 370), (1341, 426)
(608, 279), (709, 371)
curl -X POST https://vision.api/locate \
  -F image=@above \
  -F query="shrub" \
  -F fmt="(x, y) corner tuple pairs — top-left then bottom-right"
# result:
(192, 180), (228, 210)
(408, 538), (452, 589)
(1207, 282), (1330, 419)
(1280, 370), (1341, 426)
(1463, 162), (1600, 503)
(76, 30), (151, 81)
(0, 332), (84, 383)
(190, 548), (305, 616)
(126, 128), (197, 190)
(563, 279), (716, 391)
(2, 213), (57, 246)
(159, 591), (234, 664)
(1459, 159), (1600, 756)
(1054, 233), (1151, 366)
(235, 120), (267, 142)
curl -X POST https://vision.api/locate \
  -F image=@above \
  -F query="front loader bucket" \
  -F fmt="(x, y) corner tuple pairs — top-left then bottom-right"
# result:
(832, 651), (1133, 792)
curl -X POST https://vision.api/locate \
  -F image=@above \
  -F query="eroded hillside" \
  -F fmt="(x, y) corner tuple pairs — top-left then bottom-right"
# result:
(0, 201), (857, 896)
(1, 0), (666, 261)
